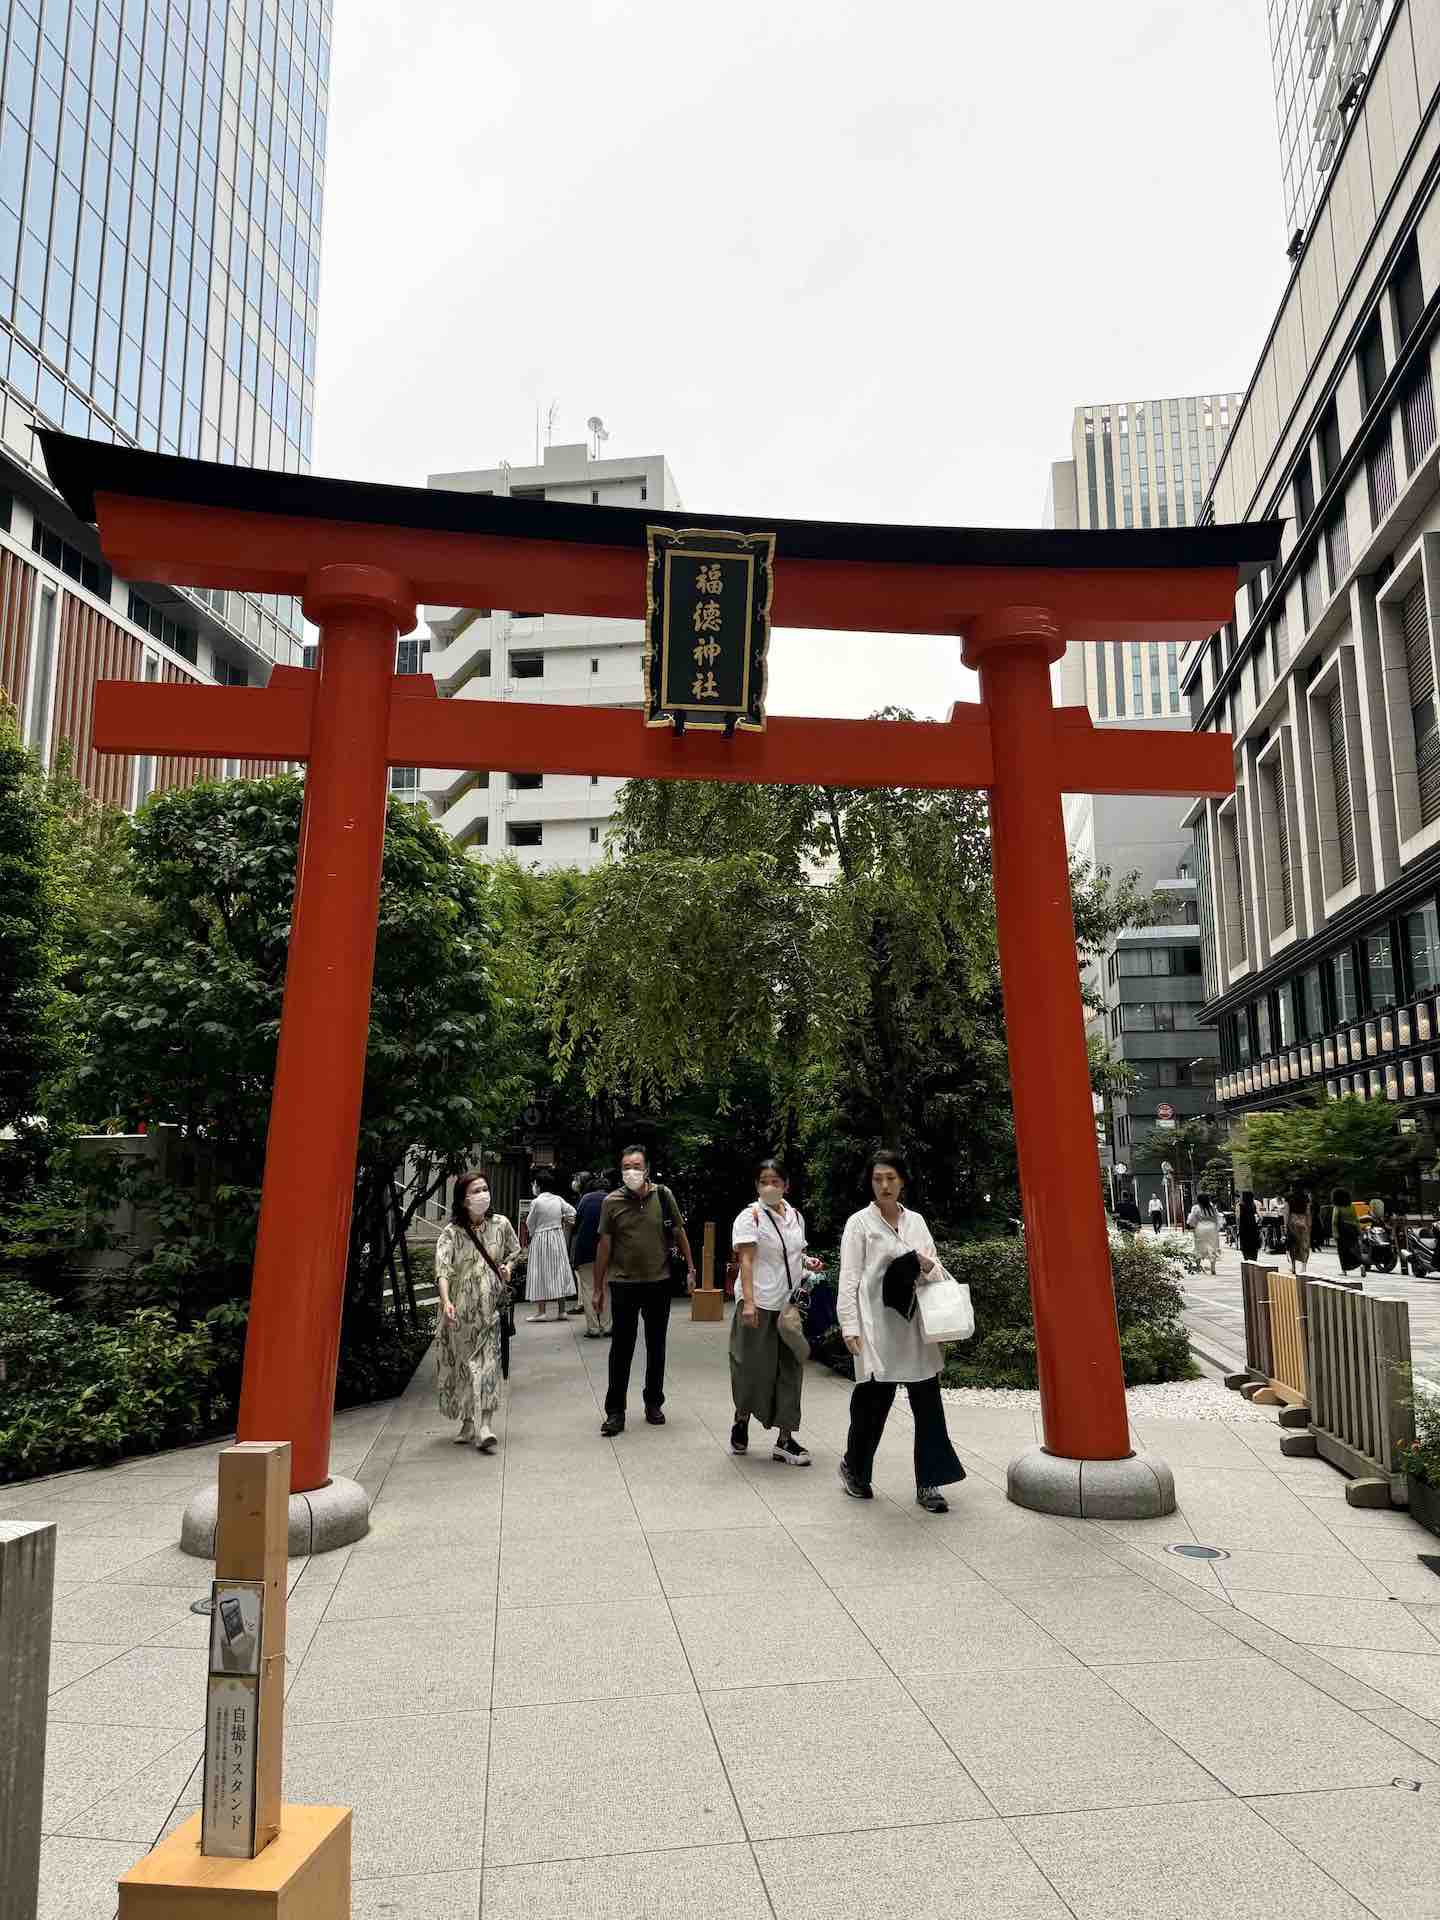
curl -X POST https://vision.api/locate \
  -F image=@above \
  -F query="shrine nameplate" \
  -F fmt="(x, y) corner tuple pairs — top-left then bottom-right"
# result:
(645, 525), (775, 733)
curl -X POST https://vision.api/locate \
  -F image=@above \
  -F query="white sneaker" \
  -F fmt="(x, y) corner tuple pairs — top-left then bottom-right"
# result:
(772, 1436), (812, 1466)
(476, 1426), (498, 1454)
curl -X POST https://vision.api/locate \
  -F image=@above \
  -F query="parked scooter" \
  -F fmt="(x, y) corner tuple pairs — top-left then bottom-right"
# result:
(1402, 1219), (1440, 1278)
(1360, 1213), (1400, 1274)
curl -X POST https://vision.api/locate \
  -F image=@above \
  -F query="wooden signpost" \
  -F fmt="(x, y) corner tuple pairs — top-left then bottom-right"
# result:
(118, 1443), (351, 1918)
(691, 1221), (724, 1323)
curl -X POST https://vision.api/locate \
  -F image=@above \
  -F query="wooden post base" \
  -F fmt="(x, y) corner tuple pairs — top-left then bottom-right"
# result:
(690, 1289), (725, 1323)
(118, 1806), (350, 1919)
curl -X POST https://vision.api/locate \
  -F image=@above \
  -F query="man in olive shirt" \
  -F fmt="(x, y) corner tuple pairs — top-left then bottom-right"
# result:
(594, 1144), (696, 1436)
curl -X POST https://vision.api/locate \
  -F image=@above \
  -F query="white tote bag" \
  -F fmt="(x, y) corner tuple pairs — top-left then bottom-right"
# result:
(916, 1272), (975, 1343)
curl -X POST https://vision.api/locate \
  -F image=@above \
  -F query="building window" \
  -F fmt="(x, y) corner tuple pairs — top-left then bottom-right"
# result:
(31, 518), (111, 599)
(511, 652), (544, 679)
(1300, 965), (1324, 1037)
(1326, 686), (1358, 887)
(1391, 236), (1424, 348)
(1300, 545), (1323, 628)
(1278, 983), (1297, 1047)
(1366, 930), (1398, 1010)
(1405, 901), (1440, 998)
(1330, 947), (1359, 1024)
(590, 774), (600, 786)
(589, 826), (600, 844)
(1318, 400), (1342, 485)
(128, 592), (198, 664)
(508, 822), (543, 847)
(389, 767), (419, 795)
(1263, 757), (1294, 934)
(509, 772), (543, 790)
(1403, 578), (1440, 828)
(216, 661), (250, 687)
(1357, 313), (1386, 409)
(591, 489), (599, 504)
(1401, 363), (1437, 476)
(639, 483), (647, 501)
(1324, 508), (1350, 592)
(1367, 427), (1398, 525)
(1219, 807), (1247, 966)
(590, 657), (600, 673)
(1293, 455), (1315, 526)
(396, 637), (423, 674)
(27, 586), (58, 762)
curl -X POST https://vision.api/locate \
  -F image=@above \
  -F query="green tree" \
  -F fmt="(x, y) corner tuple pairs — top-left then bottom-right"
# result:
(549, 734), (1151, 1236)
(1136, 1116), (1227, 1191)
(1244, 1096), (1424, 1202)
(61, 775), (513, 1311)
(0, 700), (57, 1131)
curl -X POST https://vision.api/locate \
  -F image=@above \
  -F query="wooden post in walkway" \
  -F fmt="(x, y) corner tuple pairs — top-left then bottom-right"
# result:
(692, 1221), (724, 1322)
(1, 1518), (55, 1920)
(118, 1443), (352, 1917)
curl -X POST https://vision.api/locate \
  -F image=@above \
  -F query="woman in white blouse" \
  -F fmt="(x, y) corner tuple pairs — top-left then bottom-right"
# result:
(728, 1159), (822, 1465)
(837, 1148), (966, 1513)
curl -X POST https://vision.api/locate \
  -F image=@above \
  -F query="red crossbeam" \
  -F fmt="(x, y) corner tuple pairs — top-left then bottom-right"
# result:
(94, 493), (1240, 645)
(92, 675), (1234, 798)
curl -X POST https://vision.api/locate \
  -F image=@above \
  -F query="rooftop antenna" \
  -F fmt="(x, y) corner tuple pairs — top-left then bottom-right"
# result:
(586, 415), (610, 460)
(545, 398), (560, 449)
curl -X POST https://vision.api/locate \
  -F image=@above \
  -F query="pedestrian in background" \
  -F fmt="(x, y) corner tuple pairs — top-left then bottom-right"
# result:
(836, 1148), (966, 1515)
(522, 1172), (576, 1323)
(1187, 1192), (1220, 1274)
(729, 1159), (822, 1465)
(1333, 1187), (1362, 1275)
(1238, 1191), (1262, 1261)
(1113, 1188), (1142, 1233)
(1286, 1187), (1312, 1274)
(435, 1171), (520, 1454)
(1147, 1193), (1164, 1234)
(595, 1146), (696, 1436)
(571, 1171), (611, 1339)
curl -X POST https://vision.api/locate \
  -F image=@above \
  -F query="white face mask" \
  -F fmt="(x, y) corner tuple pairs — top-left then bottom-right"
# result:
(758, 1185), (785, 1210)
(466, 1188), (491, 1218)
(622, 1168), (647, 1192)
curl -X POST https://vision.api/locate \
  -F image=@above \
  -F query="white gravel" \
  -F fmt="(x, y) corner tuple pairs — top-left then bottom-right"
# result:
(941, 1377), (1280, 1423)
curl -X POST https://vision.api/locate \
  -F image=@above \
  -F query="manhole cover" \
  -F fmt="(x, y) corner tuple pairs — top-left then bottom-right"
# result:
(190, 1598), (214, 1616)
(1165, 1543), (1230, 1561)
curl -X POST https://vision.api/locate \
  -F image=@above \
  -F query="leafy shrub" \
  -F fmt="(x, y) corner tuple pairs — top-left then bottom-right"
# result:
(935, 1233), (1197, 1389)
(0, 1277), (228, 1480)
(1397, 1389), (1440, 1490)
(335, 1305), (437, 1409)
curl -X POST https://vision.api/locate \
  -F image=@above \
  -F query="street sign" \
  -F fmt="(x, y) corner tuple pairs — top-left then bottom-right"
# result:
(644, 526), (775, 733)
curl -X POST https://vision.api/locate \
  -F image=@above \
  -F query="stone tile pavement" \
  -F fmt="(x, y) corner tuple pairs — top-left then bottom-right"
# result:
(6, 1312), (1440, 1919)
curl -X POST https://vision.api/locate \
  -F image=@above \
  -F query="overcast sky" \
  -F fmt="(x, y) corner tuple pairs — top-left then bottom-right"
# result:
(313, 0), (1291, 719)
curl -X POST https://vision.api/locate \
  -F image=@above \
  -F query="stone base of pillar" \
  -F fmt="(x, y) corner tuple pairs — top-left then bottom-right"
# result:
(180, 1477), (370, 1558)
(1007, 1444), (1175, 1519)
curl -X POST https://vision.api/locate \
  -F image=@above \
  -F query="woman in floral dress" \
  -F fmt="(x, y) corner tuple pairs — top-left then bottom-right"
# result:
(435, 1171), (521, 1453)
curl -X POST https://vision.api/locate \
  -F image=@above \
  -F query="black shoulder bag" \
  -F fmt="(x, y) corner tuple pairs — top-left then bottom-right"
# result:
(659, 1186), (689, 1289)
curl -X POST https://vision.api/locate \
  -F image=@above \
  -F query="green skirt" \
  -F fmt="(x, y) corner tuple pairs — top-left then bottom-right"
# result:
(729, 1303), (804, 1432)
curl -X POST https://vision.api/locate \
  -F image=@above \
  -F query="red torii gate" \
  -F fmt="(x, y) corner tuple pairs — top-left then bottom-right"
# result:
(41, 430), (1278, 1527)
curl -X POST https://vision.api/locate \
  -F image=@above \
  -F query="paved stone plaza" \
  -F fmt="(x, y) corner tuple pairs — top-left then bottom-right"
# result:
(7, 1313), (1440, 1919)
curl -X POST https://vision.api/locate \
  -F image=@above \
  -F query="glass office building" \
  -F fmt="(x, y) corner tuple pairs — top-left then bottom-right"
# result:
(0, 0), (330, 683)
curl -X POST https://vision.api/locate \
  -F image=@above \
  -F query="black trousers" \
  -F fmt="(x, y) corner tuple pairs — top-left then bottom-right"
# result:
(606, 1280), (673, 1416)
(844, 1375), (966, 1489)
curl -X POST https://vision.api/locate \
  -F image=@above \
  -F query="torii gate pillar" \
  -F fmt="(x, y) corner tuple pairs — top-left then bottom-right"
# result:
(966, 610), (1162, 1517)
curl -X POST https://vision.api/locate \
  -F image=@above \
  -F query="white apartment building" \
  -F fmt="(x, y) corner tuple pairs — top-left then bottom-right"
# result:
(1184, 0), (1440, 1140)
(418, 441), (682, 869)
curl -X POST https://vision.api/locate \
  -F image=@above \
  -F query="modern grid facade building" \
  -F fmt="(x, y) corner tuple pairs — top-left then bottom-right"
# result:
(0, 0), (328, 805)
(1272, 0), (1401, 242)
(1184, 0), (1440, 1166)
(1047, 395), (1238, 1176)
(418, 441), (683, 870)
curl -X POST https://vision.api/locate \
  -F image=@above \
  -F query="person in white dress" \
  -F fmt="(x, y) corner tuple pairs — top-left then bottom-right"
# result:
(728, 1159), (824, 1465)
(837, 1148), (966, 1514)
(522, 1173), (577, 1322)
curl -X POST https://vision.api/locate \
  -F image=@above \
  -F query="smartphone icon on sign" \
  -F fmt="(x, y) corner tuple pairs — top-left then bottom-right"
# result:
(212, 1587), (259, 1673)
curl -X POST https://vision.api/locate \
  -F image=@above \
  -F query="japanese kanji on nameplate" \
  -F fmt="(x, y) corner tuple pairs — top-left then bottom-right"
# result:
(644, 525), (775, 733)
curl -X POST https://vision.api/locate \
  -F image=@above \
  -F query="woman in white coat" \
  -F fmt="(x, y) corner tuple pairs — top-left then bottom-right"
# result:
(837, 1148), (966, 1514)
